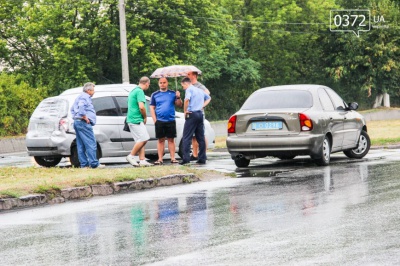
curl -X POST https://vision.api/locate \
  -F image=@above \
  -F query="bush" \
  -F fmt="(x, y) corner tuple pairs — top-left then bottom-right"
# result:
(0, 73), (48, 136)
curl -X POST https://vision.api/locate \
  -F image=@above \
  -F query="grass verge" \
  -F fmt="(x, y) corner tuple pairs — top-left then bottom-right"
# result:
(0, 166), (212, 199)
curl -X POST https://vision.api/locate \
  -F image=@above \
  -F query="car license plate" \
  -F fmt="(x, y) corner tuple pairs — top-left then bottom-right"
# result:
(252, 121), (282, 130)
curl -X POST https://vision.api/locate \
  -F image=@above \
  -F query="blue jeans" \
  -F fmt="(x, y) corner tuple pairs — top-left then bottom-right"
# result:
(73, 120), (99, 168)
(182, 111), (206, 162)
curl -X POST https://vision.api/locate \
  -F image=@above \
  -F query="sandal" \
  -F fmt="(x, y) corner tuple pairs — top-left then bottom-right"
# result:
(170, 159), (179, 164)
(154, 161), (163, 165)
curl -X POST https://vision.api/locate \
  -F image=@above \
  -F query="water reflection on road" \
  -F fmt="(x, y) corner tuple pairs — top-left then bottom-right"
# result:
(1, 160), (400, 265)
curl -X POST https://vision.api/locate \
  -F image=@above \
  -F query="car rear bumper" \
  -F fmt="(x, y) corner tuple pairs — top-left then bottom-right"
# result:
(26, 133), (74, 156)
(226, 133), (324, 158)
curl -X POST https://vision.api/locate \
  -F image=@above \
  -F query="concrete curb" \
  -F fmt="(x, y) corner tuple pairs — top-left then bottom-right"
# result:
(0, 174), (198, 212)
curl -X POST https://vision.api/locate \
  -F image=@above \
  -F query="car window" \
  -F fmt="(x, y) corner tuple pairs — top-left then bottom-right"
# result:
(325, 88), (346, 110)
(118, 97), (151, 117)
(115, 96), (128, 116)
(92, 97), (118, 116)
(146, 100), (151, 117)
(241, 90), (313, 110)
(318, 89), (335, 111)
(31, 98), (69, 118)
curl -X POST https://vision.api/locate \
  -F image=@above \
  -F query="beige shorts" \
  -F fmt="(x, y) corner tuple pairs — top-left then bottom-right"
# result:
(129, 122), (150, 142)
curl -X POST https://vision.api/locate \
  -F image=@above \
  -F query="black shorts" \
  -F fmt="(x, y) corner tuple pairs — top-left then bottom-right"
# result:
(155, 120), (176, 139)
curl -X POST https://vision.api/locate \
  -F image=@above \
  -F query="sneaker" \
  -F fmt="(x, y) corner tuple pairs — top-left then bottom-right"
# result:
(126, 155), (139, 167)
(190, 155), (198, 161)
(96, 164), (106, 169)
(179, 161), (190, 165)
(196, 160), (206, 165)
(139, 160), (153, 167)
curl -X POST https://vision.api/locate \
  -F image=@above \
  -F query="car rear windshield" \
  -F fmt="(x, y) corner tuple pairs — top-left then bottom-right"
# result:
(31, 98), (69, 118)
(241, 90), (313, 110)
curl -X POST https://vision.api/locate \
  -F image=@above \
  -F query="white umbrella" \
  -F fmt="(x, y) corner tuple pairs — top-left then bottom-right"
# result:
(150, 65), (202, 78)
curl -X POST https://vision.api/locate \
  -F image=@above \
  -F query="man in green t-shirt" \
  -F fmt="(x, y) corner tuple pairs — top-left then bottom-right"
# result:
(126, 76), (153, 167)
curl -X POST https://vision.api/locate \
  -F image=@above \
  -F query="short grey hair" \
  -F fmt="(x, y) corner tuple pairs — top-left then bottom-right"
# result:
(139, 76), (150, 84)
(83, 82), (95, 92)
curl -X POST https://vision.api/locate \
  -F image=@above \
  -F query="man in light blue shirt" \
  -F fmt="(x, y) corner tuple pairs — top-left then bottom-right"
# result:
(179, 77), (211, 165)
(70, 82), (103, 168)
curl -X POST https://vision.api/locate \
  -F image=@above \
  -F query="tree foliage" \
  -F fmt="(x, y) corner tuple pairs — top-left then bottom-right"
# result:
(322, 0), (400, 107)
(0, 73), (48, 136)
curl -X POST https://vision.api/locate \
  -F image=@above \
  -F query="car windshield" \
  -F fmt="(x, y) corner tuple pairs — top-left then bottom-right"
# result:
(31, 98), (69, 118)
(241, 90), (313, 110)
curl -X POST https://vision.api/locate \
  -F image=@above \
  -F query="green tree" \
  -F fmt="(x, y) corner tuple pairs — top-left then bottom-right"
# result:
(0, 73), (48, 136)
(124, 0), (260, 119)
(322, 0), (400, 108)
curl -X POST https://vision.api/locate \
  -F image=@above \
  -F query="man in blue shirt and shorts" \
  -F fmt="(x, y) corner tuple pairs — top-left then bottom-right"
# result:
(150, 77), (183, 164)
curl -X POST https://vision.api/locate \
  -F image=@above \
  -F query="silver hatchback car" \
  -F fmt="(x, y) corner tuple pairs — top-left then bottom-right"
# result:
(26, 84), (215, 167)
(226, 84), (370, 167)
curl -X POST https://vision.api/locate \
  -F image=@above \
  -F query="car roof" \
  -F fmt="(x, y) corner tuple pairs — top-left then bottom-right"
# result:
(60, 84), (137, 96)
(258, 84), (326, 92)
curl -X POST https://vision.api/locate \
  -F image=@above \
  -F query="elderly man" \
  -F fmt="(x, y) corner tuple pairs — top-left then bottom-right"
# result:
(179, 77), (211, 165)
(70, 82), (104, 168)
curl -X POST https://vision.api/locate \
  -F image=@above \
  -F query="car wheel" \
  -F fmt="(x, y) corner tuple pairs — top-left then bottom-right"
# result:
(177, 140), (183, 159)
(277, 155), (296, 160)
(34, 156), (62, 167)
(234, 157), (250, 167)
(313, 136), (331, 166)
(70, 145), (101, 167)
(343, 130), (371, 159)
(146, 154), (159, 161)
(70, 145), (80, 167)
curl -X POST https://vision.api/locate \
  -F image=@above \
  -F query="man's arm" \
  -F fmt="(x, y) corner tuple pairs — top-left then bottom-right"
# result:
(184, 99), (189, 115)
(175, 91), (183, 107)
(138, 102), (147, 124)
(150, 105), (157, 122)
(203, 98), (211, 109)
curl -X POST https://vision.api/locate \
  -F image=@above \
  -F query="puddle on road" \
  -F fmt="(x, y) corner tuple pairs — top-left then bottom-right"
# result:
(236, 169), (295, 178)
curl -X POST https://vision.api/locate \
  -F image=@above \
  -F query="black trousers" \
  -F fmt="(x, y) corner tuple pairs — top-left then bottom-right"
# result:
(182, 111), (206, 162)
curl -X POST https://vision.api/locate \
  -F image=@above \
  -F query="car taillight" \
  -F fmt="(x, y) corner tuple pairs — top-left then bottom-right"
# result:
(299, 113), (313, 131)
(59, 118), (69, 131)
(228, 115), (237, 133)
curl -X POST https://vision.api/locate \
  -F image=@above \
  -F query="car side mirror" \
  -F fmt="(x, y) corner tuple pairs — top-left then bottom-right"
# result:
(348, 102), (358, 111)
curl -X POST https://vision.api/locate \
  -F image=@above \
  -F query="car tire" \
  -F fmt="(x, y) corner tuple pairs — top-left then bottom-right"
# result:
(313, 136), (331, 166)
(146, 154), (159, 161)
(70, 145), (101, 168)
(234, 157), (250, 167)
(343, 130), (371, 159)
(277, 155), (296, 160)
(34, 156), (62, 167)
(70, 145), (80, 168)
(178, 140), (184, 159)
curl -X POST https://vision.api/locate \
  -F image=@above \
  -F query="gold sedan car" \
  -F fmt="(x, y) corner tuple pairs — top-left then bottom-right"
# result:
(226, 85), (370, 167)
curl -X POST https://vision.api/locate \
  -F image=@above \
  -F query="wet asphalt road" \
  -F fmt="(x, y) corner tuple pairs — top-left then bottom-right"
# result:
(1, 150), (400, 265)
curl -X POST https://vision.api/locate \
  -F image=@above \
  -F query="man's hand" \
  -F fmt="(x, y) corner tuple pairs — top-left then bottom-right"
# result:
(82, 115), (90, 124)
(143, 117), (147, 124)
